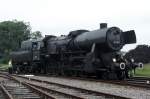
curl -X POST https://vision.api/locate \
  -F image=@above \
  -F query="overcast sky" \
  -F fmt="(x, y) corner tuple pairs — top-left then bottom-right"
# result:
(0, 0), (149, 51)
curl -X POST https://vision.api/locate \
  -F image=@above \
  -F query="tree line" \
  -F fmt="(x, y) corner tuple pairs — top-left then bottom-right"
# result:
(0, 20), (42, 63)
(125, 45), (150, 64)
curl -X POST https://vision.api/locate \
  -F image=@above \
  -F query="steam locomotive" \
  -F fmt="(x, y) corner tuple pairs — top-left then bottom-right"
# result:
(9, 23), (143, 80)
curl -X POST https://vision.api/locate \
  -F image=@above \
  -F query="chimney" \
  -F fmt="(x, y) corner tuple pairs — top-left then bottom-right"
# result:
(100, 23), (107, 29)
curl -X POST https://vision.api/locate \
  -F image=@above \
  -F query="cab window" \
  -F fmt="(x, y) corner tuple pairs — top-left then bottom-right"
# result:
(32, 42), (38, 50)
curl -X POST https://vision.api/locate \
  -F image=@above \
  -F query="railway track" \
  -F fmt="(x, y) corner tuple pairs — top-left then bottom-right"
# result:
(124, 77), (150, 88)
(0, 75), (56, 99)
(1, 71), (150, 99)
(0, 73), (129, 99)
(39, 75), (150, 89)
(1, 71), (150, 89)
(126, 76), (150, 84)
(14, 74), (150, 98)
(0, 76), (8, 99)
(0, 80), (43, 99)
(12, 75), (128, 99)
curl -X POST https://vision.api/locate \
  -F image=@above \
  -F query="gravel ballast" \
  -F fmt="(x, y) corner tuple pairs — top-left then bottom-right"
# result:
(21, 75), (150, 99)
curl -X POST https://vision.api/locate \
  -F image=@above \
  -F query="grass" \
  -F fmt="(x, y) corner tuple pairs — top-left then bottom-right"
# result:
(135, 63), (150, 77)
(0, 63), (10, 71)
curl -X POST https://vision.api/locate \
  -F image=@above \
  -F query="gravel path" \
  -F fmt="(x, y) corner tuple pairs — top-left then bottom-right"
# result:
(20, 75), (150, 99)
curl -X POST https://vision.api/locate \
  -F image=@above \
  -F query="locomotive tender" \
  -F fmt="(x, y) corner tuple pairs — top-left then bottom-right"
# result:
(9, 23), (142, 80)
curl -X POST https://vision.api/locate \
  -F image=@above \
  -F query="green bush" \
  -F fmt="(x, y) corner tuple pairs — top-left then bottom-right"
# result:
(0, 56), (9, 64)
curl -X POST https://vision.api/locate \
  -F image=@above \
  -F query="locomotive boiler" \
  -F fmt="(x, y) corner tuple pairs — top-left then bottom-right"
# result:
(9, 23), (142, 80)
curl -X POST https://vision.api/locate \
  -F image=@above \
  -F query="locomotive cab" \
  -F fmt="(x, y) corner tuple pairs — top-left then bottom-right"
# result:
(32, 40), (44, 61)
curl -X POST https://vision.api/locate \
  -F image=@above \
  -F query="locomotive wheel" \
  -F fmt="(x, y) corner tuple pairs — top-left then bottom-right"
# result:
(108, 72), (118, 80)
(117, 71), (125, 80)
(101, 72), (108, 80)
(60, 68), (65, 76)
(8, 67), (13, 74)
(77, 71), (82, 77)
(64, 70), (72, 76)
(102, 72), (118, 80)
(96, 71), (103, 78)
(15, 67), (20, 74)
(44, 63), (48, 74)
(74, 71), (80, 77)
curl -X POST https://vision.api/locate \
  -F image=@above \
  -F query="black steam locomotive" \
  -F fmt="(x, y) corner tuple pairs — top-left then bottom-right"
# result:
(9, 23), (143, 80)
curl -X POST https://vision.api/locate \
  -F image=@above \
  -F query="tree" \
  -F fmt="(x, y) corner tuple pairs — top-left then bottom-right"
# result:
(125, 45), (150, 63)
(0, 20), (31, 63)
(30, 31), (43, 39)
